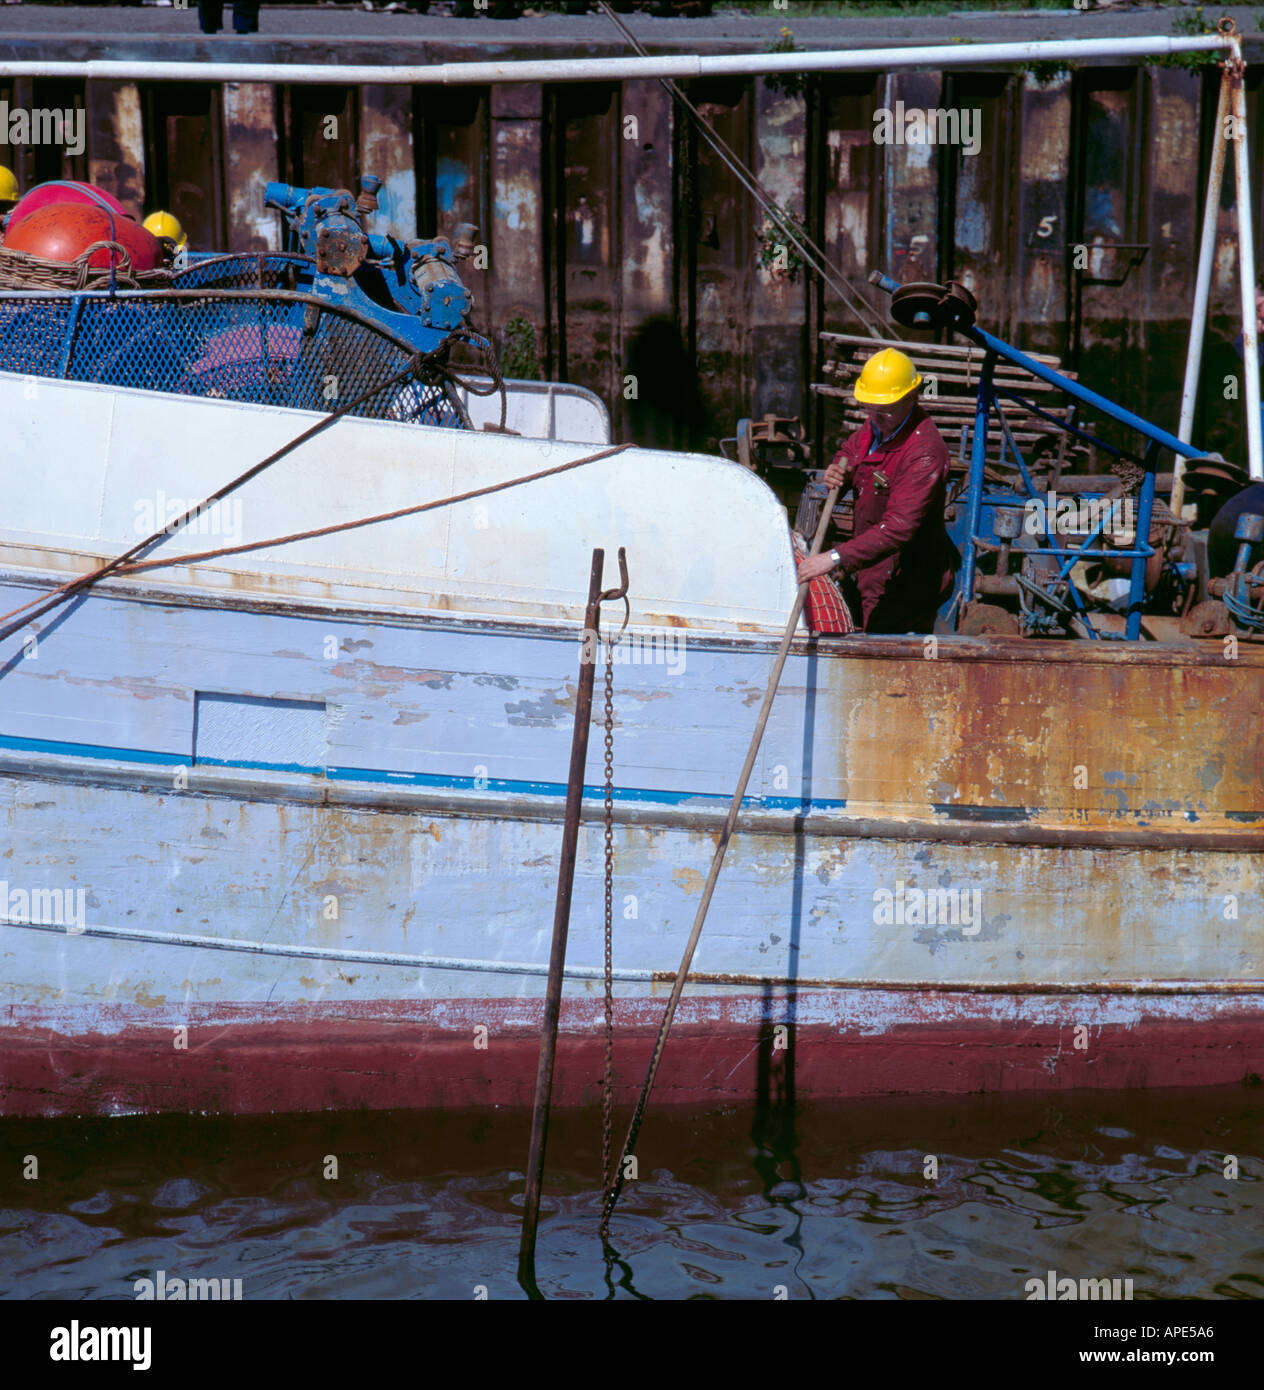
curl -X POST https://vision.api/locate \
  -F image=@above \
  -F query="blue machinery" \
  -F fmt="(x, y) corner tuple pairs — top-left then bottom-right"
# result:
(259, 178), (476, 350)
(867, 272), (1202, 642)
(0, 176), (488, 428)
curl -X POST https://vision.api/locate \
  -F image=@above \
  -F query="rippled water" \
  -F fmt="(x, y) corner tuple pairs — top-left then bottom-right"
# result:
(1, 1089), (1261, 1300)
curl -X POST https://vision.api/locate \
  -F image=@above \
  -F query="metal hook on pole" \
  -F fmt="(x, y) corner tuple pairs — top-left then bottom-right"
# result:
(600, 546), (631, 634)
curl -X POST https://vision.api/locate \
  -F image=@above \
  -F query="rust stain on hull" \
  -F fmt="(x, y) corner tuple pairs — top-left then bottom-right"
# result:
(829, 641), (1264, 833)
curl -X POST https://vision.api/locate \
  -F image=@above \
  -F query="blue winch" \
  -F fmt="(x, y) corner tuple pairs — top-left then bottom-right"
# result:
(259, 177), (476, 350)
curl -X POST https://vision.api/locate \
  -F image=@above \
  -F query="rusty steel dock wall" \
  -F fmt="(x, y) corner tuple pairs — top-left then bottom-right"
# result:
(3, 63), (1262, 463)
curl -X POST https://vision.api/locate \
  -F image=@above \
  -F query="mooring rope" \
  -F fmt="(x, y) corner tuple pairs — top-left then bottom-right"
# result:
(598, 480), (843, 1237)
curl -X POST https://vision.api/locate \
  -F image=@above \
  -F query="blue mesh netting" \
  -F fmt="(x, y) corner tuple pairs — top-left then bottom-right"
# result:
(0, 299), (75, 379)
(0, 289), (467, 428)
(172, 254), (317, 293)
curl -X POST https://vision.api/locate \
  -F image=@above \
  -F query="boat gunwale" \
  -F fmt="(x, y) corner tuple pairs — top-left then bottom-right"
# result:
(3, 548), (1264, 668)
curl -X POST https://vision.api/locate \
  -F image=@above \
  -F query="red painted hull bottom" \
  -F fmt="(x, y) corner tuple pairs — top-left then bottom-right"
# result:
(3, 996), (1263, 1117)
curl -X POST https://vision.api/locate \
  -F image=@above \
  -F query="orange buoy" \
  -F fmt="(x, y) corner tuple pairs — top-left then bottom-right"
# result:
(4, 202), (163, 271)
(7, 180), (131, 230)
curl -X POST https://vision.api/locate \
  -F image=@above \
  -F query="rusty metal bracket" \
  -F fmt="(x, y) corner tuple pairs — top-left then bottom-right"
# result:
(1218, 17), (1244, 78)
(315, 224), (369, 277)
(599, 545), (630, 635)
(1074, 242), (1150, 290)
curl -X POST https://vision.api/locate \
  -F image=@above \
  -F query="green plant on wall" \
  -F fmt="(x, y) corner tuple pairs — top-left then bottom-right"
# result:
(1158, 6), (1222, 70)
(756, 204), (808, 283)
(501, 315), (542, 380)
(1016, 59), (1073, 85)
(764, 27), (808, 100)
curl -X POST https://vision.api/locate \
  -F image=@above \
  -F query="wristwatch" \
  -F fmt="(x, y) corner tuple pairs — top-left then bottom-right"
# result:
(828, 548), (842, 570)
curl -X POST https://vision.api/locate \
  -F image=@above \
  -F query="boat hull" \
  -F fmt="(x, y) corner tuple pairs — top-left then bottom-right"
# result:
(2, 745), (1261, 1116)
(2, 376), (1261, 1115)
(6, 995), (1263, 1117)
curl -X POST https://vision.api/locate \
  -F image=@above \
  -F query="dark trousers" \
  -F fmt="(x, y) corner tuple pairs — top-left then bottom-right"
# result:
(198, 1), (260, 34)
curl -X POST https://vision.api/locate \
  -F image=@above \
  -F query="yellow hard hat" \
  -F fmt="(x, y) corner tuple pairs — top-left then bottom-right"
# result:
(854, 347), (922, 405)
(0, 166), (18, 203)
(143, 210), (187, 248)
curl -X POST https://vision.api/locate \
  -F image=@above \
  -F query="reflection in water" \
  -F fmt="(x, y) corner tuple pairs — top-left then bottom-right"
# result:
(0, 1088), (1260, 1300)
(751, 980), (810, 1298)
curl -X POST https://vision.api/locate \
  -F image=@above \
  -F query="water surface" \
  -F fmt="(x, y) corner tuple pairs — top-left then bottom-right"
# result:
(1, 1088), (1260, 1300)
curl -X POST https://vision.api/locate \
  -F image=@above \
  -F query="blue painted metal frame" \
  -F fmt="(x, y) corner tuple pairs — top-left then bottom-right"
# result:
(983, 388), (1102, 639)
(958, 325), (1190, 641)
(868, 276), (1200, 641)
(958, 348), (995, 611)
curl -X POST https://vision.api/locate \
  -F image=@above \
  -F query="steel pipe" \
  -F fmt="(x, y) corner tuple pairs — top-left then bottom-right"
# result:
(0, 35), (1231, 86)
(519, 546), (607, 1297)
(1229, 41), (1263, 483)
(1173, 68), (1231, 519)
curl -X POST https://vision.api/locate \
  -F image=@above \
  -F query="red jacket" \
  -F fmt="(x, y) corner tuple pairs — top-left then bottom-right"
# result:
(830, 405), (958, 633)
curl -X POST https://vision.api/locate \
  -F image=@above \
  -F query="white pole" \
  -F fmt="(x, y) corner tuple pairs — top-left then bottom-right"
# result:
(1229, 40), (1263, 484)
(1172, 69), (1231, 519)
(0, 36), (1229, 87)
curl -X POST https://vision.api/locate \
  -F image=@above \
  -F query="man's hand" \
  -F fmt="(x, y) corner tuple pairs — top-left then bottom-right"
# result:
(797, 552), (839, 583)
(823, 457), (850, 490)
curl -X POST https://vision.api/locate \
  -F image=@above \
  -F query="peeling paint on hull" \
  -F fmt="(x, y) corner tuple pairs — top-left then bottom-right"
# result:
(1, 755), (1260, 1115)
(4, 996), (1263, 1118)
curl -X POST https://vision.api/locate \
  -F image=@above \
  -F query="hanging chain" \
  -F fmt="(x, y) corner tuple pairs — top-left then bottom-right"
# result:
(601, 629), (619, 1193)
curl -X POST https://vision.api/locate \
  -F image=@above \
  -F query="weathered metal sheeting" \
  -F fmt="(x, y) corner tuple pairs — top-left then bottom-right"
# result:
(751, 73), (805, 424)
(222, 82), (278, 253)
(8, 988), (1263, 1116)
(555, 83), (619, 422)
(491, 82), (549, 381)
(1, 556), (1260, 839)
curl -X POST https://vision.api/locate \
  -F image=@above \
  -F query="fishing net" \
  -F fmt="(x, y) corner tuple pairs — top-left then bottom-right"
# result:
(0, 288), (467, 428)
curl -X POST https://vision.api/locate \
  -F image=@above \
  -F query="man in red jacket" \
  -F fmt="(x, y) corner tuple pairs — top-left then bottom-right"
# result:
(797, 347), (957, 633)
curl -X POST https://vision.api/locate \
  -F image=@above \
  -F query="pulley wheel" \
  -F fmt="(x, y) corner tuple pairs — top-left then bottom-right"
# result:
(890, 279), (978, 331)
(890, 282), (949, 329)
(942, 280), (978, 328)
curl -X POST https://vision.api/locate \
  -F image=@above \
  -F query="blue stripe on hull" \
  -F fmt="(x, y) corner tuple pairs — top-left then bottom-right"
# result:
(0, 731), (847, 810)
